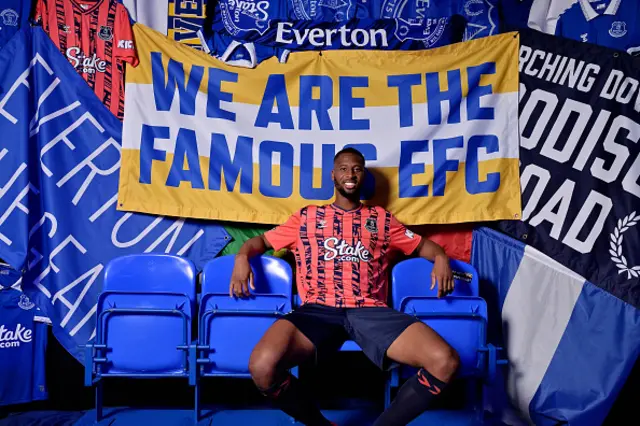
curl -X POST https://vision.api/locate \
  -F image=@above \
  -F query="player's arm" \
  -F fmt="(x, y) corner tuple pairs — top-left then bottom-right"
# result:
(414, 238), (454, 298)
(389, 213), (454, 298)
(229, 235), (273, 298)
(229, 211), (300, 298)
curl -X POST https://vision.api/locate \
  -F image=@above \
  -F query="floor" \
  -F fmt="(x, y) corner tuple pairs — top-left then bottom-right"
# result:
(0, 405), (496, 426)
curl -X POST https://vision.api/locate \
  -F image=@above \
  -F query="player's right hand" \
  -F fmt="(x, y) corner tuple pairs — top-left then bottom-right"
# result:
(229, 255), (254, 298)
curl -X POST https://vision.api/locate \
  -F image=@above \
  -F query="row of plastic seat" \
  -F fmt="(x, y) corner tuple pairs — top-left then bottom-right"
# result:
(84, 254), (506, 422)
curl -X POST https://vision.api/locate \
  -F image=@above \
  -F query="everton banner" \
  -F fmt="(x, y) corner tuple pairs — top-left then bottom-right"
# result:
(498, 29), (640, 308)
(0, 27), (230, 362)
(118, 24), (522, 225)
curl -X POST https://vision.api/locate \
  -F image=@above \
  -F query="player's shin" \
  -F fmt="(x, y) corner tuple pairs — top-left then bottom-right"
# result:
(260, 372), (333, 426)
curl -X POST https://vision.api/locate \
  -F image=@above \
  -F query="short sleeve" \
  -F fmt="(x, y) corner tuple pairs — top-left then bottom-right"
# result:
(263, 211), (301, 252)
(388, 214), (422, 255)
(115, 4), (139, 66)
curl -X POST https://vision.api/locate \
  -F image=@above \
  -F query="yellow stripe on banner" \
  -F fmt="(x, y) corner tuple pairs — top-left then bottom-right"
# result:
(128, 24), (520, 107)
(118, 149), (521, 225)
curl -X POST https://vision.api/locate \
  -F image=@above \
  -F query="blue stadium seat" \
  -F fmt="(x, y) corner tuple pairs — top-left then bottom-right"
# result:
(391, 257), (480, 301)
(84, 254), (197, 422)
(195, 254), (293, 420)
(387, 258), (506, 422)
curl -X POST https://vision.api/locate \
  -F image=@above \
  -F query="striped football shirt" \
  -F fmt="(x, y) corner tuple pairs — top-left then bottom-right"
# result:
(35, 0), (139, 120)
(265, 204), (421, 308)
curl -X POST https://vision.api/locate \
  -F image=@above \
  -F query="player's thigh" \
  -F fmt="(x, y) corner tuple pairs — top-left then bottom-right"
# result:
(347, 307), (420, 370)
(386, 321), (457, 370)
(250, 318), (316, 372)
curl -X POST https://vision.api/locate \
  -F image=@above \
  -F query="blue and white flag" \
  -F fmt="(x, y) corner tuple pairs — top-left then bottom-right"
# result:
(0, 27), (230, 362)
(472, 227), (640, 426)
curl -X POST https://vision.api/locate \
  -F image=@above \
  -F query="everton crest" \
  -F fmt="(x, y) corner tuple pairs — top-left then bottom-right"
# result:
(98, 25), (113, 41)
(609, 21), (627, 38)
(0, 8), (19, 26)
(365, 217), (378, 233)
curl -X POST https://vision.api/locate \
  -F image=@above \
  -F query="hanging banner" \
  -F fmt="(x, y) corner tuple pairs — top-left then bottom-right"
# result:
(498, 28), (640, 308)
(0, 27), (230, 362)
(118, 24), (522, 225)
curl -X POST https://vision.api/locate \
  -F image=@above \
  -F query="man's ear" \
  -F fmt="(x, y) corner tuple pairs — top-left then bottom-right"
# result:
(331, 170), (335, 182)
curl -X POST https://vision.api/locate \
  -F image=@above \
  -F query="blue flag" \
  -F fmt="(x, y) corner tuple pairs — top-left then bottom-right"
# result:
(472, 227), (640, 426)
(0, 27), (230, 362)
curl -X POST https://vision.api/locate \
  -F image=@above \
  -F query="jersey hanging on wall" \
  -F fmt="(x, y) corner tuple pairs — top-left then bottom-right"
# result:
(555, 0), (640, 54)
(0, 0), (32, 51)
(120, 0), (208, 50)
(35, 0), (139, 120)
(498, 0), (577, 34)
(0, 289), (50, 406)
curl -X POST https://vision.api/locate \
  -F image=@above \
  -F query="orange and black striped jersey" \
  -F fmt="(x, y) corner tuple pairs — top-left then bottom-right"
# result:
(35, 0), (138, 120)
(265, 204), (422, 308)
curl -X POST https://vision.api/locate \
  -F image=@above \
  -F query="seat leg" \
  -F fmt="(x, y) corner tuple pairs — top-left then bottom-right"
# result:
(384, 376), (392, 409)
(95, 381), (104, 423)
(195, 378), (200, 424)
(477, 380), (486, 424)
(467, 379), (484, 424)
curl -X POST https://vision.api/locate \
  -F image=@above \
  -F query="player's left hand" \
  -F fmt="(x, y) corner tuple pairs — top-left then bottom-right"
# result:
(430, 254), (454, 298)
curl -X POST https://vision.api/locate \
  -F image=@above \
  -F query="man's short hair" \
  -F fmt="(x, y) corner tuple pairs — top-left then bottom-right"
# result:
(334, 147), (365, 164)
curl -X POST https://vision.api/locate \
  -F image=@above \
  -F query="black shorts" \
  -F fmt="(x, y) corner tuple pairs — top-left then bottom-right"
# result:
(281, 303), (420, 370)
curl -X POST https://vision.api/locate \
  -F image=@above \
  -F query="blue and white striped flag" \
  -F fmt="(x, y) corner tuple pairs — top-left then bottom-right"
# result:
(472, 227), (640, 426)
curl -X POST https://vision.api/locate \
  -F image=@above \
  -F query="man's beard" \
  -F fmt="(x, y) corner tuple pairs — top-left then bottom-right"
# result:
(336, 182), (361, 201)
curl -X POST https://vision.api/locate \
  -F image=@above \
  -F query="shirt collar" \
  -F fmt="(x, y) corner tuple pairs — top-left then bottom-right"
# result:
(579, 0), (622, 21)
(330, 203), (363, 214)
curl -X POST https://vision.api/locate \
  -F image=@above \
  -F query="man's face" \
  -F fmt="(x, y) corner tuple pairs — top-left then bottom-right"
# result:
(332, 153), (365, 198)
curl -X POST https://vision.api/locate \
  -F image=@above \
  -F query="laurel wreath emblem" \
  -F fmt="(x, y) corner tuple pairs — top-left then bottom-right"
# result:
(609, 212), (640, 279)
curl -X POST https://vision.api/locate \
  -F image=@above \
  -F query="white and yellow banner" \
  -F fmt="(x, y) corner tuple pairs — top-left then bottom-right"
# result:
(118, 24), (521, 225)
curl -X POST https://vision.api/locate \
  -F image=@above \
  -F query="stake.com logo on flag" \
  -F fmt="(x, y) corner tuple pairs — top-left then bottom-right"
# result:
(118, 24), (522, 226)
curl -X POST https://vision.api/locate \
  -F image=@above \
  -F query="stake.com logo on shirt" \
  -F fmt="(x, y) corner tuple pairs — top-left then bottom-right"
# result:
(0, 323), (32, 349)
(323, 238), (372, 262)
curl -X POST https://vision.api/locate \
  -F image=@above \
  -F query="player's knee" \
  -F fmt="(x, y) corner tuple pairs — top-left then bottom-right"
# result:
(249, 346), (279, 390)
(427, 345), (459, 380)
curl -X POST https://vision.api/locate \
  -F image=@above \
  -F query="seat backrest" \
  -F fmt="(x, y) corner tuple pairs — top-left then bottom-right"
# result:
(103, 253), (197, 303)
(97, 254), (197, 376)
(199, 255), (293, 375)
(391, 258), (479, 308)
(399, 296), (487, 377)
(201, 254), (292, 297)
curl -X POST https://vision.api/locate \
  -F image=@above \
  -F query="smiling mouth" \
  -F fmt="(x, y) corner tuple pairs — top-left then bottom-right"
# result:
(344, 182), (357, 189)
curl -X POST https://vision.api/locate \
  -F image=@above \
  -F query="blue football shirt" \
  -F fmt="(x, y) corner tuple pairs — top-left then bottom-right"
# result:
(0, 289), (50, 406)
(373, 0), (499, 42)
(499, 0), (577, 33)
(555, 0), (640, 54)
(0, 0), (31, 51)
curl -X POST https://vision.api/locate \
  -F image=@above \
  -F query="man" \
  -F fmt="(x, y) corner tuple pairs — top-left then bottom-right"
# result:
(229, 148), (460, 426)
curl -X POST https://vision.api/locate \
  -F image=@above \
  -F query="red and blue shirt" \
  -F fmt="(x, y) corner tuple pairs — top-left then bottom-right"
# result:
(265, 204), (421, 308)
